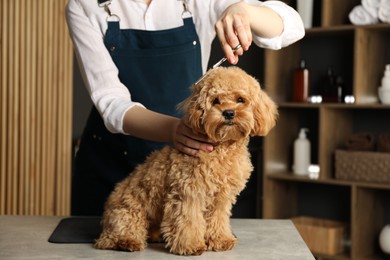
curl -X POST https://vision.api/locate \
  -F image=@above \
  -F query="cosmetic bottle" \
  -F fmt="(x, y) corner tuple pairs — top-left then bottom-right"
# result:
(378, 64), (390, 104)
(293, 60), (309, 102)
(335, 76), (344, 103)
(293, 128), (310, 176)
(379, 224), (390, 254)
(322, 67), (337, 102)
(297, 0), (314, 28)
(381, 64), (390, 89)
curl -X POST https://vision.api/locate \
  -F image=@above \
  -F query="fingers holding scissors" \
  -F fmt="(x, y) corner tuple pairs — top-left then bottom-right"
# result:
(215, 2), (252, 64)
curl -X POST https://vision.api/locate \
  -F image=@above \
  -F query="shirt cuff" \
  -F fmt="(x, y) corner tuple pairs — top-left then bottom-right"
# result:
(103, 102), (146, 134)
(252, 0), (305, 50)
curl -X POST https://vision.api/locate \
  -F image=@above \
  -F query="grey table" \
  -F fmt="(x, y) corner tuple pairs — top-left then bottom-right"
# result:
(0, 216), (314, 260)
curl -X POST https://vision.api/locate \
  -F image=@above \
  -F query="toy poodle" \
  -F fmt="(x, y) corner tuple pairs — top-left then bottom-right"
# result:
(95, 66), (278, 255)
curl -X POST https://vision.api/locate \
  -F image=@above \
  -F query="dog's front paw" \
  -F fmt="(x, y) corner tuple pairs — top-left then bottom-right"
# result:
(117, 238), (146, 252)
(207, 236), (237, 252)
(95, 237), (116, 250)
(95, 236), (145, 252)
(169, 243), (207, 256)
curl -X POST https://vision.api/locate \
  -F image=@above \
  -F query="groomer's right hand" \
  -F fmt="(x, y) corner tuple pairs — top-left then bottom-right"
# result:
(172, 119), (214, 156)
(215, 1), (251, 64)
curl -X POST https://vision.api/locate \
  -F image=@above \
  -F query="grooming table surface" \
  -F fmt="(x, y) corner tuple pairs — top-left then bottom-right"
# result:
(0, 216), (314, 259)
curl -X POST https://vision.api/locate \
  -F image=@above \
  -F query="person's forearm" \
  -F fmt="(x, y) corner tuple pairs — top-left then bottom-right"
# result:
(122, 106), (179, 143)
(242, 3), (284, 38)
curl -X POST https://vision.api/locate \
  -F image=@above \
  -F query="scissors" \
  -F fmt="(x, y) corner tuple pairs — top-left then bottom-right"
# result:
(193, 44), (242, 86)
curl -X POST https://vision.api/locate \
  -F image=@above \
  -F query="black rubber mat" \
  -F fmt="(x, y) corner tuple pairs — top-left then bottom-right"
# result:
(48, 216), (102, 243)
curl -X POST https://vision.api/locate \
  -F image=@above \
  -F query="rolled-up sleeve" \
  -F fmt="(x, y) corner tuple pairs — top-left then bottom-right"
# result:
(66, 0), (144, 134)
(248, 0), (305, 50)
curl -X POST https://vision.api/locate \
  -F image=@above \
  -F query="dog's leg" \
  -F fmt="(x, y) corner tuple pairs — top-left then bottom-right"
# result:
(95, 205), (148, 252)
(160, 189), (207, 256)
(204, 197), (237, 252)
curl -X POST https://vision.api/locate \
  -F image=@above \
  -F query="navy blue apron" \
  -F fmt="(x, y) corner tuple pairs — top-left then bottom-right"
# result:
(71, 5), (202, 216)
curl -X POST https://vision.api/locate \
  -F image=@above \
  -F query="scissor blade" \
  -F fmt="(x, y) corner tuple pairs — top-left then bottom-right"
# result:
(212, 57), (227, 69)
(193, 44), (242, 86)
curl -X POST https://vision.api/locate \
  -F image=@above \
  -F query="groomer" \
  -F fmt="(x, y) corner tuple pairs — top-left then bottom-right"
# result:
(65, 0), (305, 216)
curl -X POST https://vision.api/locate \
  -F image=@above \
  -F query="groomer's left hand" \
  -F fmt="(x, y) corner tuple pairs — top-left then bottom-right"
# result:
(172, 119), (214, 156)
(215, 2), (252, 64)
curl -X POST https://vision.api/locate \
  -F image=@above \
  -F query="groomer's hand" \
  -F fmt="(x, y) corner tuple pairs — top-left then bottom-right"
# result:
(216, 2), (285, 64)
(215, 2), (252, 64)
(172, 119), (214, 156)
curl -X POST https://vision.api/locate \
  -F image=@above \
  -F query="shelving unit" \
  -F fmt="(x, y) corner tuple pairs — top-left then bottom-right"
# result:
(262, 0), (390, 259)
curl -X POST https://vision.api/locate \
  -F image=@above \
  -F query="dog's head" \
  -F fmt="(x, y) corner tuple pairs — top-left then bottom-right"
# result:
(179, 66), (278, 143)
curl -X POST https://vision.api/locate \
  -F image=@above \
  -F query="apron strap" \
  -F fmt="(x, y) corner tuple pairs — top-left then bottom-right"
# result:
(98, 0), (191, 20)
(178, 0), (192, 17)
(98, 0), (120, 21)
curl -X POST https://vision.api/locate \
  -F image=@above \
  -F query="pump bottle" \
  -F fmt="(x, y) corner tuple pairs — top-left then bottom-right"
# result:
(293, 60), (309, 102)
(293, 128), (311, 176)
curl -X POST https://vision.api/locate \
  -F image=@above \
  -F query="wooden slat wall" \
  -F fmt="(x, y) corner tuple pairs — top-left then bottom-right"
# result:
(0, 0), (73, 215)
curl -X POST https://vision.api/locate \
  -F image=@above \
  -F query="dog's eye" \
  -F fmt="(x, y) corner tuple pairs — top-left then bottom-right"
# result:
(212, 98), (221, 105)
(237, 97), (245, 103)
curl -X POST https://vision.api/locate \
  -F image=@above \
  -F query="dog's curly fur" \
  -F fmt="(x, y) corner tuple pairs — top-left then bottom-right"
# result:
(94, 66), (278, 255)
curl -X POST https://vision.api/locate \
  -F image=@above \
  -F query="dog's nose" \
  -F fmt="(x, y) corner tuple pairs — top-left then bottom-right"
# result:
(222, 110), (235, 120)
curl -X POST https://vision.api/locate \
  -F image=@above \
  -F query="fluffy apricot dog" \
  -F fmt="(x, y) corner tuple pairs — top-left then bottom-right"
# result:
(95, 66), (278, 255)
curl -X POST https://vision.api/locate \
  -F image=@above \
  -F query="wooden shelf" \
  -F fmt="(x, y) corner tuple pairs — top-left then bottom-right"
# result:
(278, 102), (390, 109)
(266, 172), (390, 190)
(262, 0), (390, 259)
(306, 23), (390, 35)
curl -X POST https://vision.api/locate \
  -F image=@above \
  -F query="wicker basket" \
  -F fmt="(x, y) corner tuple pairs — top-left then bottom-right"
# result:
(335, 150), (390, 183)
(291, 216), (347, 256)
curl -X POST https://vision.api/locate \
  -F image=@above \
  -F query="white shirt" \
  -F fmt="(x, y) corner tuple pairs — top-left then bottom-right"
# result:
(66, 0), (304, 134)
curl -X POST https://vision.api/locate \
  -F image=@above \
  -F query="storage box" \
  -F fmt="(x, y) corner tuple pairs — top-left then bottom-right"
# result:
(335, 150), (390, 183)
(291, 216), (347, 256)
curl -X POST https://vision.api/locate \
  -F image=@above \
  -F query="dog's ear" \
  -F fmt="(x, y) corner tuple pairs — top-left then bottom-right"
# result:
(250, 81), (278, 136)
(176, 85), (204, 133)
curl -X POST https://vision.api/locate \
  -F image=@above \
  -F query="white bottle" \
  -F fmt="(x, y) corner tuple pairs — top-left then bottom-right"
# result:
(379, 64), (390, 104)
(381, 64), (390, 89)
(297, 0), (314, 28)
(379, 224), (390, 254)
(293, 128), (311, 176)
